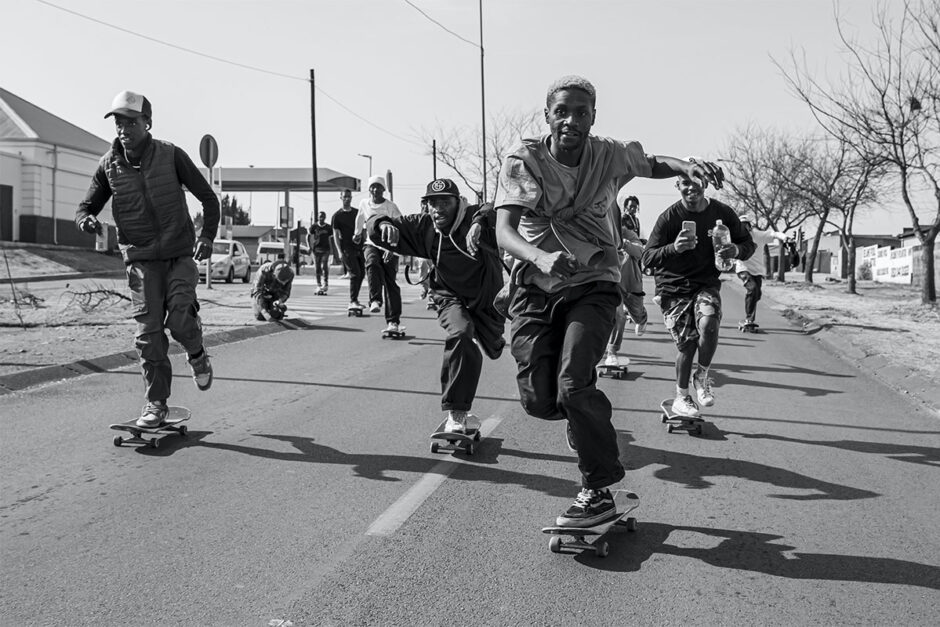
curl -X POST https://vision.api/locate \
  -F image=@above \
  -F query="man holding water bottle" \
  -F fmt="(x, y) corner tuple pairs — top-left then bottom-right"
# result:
(642, 167), (755, 417)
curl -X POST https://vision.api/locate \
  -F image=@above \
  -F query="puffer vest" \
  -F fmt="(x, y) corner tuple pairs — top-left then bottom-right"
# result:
(104, 138), (196, 262)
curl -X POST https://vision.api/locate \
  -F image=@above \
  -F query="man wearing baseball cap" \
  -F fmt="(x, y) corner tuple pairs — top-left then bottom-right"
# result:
(75, 90), (220, 429)
(365, 178), (505, 435)
(355, 175), (404, 333)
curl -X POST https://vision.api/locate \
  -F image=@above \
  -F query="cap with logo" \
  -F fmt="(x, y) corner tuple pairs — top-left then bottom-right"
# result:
(104, 90), (152, 119)
(421, 178), (460, 200)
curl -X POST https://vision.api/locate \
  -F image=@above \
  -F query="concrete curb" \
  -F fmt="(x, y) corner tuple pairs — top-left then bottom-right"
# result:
(0, 317), (316, 396)
(728, 279), (940, 417)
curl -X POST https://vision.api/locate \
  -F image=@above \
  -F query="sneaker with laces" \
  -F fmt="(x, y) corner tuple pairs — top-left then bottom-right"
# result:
(136, 400), (168, 428)
(555, 488), (617, 527)
(672, 395), (701, 418)
(370, 301), (382, 313)
(603, 352), (619, 367)
(188, 350), (213, 391)
(692, 369), (715, 407)
(385, 321), (400, 333)
(444, 411), (467, 433)
(635, 321), (647, 336)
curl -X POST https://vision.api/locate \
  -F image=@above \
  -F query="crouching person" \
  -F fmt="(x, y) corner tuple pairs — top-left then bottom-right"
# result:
(252, 253), (294, 321)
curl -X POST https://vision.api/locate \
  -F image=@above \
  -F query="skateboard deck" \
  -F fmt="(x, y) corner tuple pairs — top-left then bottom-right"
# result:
(430, 419), (482, 455)
(347, 306), (364, 317)
(381, 327), (406, 339)
(110, 406), (191, 448)
(541, 490), (640, 557)
(315, 288), (328, 296)
(738, 321), (759, 333)
(660, 399), (704, 435)
(597, 364), (628, 379)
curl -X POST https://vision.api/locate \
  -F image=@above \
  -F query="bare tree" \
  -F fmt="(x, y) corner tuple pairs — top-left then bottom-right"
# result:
(720, 125), (813, 280)
(786, 138), (884, 288)
(778, 0), (940, 303)
(420, 108), (542, 202)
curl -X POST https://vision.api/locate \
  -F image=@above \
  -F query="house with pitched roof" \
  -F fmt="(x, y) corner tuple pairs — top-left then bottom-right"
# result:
(0, 87), (111, 247)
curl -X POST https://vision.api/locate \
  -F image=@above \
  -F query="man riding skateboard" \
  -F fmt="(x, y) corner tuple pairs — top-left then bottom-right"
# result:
(75, 90), (218, 428)
(366, 178), (505, 435)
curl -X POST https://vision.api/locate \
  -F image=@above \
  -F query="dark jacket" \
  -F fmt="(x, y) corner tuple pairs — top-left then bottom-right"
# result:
(251, 260), (293, 301)
(366, 203), (503, 312)
(642, 198), (755, 298)
(76, 137), (220, 263)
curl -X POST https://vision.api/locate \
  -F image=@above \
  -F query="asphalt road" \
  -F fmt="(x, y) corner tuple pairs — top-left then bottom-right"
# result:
(1, 277), (938, 625)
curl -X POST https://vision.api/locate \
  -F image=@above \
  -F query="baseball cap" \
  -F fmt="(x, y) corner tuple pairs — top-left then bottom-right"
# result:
(104, 90), (152, 119)
(274, 264), (292, 284)
(367, 175), (386, 189)
(421, 178), (460, 200)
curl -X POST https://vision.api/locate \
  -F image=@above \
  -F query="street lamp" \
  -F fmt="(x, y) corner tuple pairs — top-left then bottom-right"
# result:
(358, 153), (372, 178)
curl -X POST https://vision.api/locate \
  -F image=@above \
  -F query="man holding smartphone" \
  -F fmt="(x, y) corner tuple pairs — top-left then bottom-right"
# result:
(642, 170), (755, 417)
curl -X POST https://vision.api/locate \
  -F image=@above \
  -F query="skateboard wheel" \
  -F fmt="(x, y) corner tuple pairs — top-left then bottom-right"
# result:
(465, 443), (474, 456)
(430, 442), (439, 454)
(595, 541), (609, 557)
(626, 517), (637, 532)
(150, 438), (160, 449)
(667, 425), (675, 433)
(549, 536), (562, 553)
(661, 414), (668, 424)
(179, 425), (188, 437)
(474, 431), (481, 442)
(113, 436), (123, 447)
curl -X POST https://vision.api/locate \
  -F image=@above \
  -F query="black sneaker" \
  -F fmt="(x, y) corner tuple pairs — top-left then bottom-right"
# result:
(555, 488), (617, 527)
(565, 423), (577, 452)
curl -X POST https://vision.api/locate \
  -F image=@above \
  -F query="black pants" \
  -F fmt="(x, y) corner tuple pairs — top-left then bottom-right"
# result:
(364, 244), (402, 324)
(342, 246), (365, 304)
(509, 281), (624, 490)
(737, 271), (763, 322)
(434, 293), (506, 412)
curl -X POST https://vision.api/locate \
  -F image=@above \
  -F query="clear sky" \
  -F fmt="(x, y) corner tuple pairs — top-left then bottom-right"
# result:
(2, 0), (920, 236)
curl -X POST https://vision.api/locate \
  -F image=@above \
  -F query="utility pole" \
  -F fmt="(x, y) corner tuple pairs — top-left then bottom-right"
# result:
(310, 69), (319, 227)
(479, 0), (487, 202)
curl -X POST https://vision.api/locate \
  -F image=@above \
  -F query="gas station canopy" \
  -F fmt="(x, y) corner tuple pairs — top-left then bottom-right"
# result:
(217, 167), (360, 193)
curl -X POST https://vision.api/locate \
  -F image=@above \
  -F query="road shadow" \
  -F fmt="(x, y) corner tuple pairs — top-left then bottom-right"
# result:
(407, 337), (445, 347)
(727, 432), (940, 468)
(129, 430), (213, 456)
(617, 432), (878, 501)
(194, 434), (581, 498)
(576, 522), (940, 589)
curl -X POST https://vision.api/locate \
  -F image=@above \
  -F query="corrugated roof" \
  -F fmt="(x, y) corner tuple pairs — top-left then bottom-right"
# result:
(0, 87), (109, 154)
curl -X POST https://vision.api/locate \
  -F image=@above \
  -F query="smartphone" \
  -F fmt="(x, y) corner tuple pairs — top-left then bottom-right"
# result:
(681, 220), (696, 234)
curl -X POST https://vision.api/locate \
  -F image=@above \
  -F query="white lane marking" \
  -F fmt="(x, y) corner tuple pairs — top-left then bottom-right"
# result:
(365, 415), (503, 537)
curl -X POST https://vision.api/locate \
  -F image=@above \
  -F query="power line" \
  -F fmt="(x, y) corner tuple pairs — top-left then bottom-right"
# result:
(403, 0), (479, 49)
(33, 0), (424, 148)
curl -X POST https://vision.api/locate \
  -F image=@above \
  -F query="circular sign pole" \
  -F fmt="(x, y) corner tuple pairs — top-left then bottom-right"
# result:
(199, 135), (220, 290)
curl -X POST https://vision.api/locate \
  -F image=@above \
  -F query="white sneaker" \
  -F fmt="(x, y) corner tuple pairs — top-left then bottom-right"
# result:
(604, 352), (619, 367)
(444, 411), (466, 433)
(385, 322), (400, 333)
(692, 370), (715, 407)
(672, 395), (701, 418)
(463, 412), (481, 432)
(635, 321), (647, 336)
(370, 301), (381, 313)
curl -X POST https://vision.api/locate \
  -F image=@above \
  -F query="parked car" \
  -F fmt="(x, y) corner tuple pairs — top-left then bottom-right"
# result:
(197, 239), (251, 283)
(255, 241), (310, 267)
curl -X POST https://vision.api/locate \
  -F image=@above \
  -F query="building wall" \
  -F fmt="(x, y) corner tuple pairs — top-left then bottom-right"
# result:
(0, 140), (110, 244)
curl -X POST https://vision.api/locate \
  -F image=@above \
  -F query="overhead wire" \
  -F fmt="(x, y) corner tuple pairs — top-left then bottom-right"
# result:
(403, 0), (479, 49)
(33, 0), (425, 148)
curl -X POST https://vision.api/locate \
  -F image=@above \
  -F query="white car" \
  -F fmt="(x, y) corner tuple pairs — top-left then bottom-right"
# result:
(198, 239), (251, 283)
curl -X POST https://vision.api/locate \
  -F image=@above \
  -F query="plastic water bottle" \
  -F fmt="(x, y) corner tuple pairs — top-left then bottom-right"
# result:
(712, 219), (734, 272)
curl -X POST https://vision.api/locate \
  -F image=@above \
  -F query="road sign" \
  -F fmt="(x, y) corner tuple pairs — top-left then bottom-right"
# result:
(199, 135), (219, 169)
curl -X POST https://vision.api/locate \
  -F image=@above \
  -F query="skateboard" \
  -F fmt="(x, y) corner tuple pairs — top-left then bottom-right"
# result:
(738, 320), (759, 333)
(347, 305), (364, 317)
(315, 287), (328, 296)
(430, 419), (481, 455)
(110, 406), (191, 448)
(381, 327), (406, 339)
(660, 399), (704, 436)
(542, 490), (640, 557)
(597, 361), (629, 379)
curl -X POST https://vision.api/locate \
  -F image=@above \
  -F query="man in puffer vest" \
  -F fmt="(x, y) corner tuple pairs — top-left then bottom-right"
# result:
(75, 90), (220, 428)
